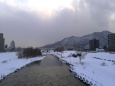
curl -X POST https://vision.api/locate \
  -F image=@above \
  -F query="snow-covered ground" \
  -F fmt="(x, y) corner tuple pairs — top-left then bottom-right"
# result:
(0, 52), (44, 80)
(51, 51), (115, 86)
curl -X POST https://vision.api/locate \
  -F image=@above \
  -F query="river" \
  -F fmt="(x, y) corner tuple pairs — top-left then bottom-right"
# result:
(0, 55), (87, 86)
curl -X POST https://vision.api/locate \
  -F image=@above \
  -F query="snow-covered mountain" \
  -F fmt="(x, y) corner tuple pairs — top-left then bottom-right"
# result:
(42, 31), (112, 49)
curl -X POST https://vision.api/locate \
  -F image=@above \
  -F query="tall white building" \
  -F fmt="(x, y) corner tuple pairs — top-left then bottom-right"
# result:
(9, 40), (15, 51)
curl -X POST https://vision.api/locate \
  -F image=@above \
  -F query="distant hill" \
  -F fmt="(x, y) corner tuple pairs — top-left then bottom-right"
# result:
(42, 31), (112, 49)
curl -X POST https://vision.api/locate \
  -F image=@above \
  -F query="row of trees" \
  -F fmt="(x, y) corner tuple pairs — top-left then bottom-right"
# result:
(54, 46), (64, 52)
(17, 47), (42, 58)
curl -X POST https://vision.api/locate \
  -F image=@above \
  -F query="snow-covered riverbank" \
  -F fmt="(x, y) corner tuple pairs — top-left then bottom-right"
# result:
(0, 52), (44, 80)
(51, 51), (115, 86)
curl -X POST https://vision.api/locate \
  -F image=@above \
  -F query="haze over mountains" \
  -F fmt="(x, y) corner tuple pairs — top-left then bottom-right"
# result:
(42, 31), (112, 49)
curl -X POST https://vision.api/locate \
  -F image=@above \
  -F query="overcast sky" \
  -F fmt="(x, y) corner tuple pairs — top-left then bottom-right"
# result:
(0, 0), (115, 47)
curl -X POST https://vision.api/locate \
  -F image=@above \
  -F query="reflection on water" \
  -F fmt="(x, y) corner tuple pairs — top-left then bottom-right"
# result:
(0, 55), (86, 86)
(32, 55), (63, 67)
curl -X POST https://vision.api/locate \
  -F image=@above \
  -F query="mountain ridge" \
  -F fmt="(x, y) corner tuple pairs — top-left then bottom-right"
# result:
(42, 30), (112, 49)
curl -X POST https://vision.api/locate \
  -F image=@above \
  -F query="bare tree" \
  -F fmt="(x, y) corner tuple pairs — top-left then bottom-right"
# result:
(54, 46), (64, 57)
(77, 53), (82, 63)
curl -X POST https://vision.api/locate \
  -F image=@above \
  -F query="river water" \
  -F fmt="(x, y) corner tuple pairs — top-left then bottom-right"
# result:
(0, 55), (87, 86)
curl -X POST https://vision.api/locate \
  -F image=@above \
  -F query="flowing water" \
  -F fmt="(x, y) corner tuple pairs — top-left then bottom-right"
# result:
(0, 55), (87, 86)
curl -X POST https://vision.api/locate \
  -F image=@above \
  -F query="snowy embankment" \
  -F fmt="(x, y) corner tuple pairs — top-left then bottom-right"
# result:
(0, 52), (44, 80)
(51, 51), (115, 86)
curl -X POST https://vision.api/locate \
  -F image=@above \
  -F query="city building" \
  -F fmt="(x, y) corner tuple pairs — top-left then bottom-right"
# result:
(108, 33), (115, 51)
(9, 40), (15, 51)
(0, 33), (5, 52)
(89, 39), (99, 51)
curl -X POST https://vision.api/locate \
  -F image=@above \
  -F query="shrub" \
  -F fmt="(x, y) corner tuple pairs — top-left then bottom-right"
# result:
(1, 60), (8, 63)
(77, 53), (82, 57)
(72, 54), (77, 57)
(17, 47), (42, 58)
(101, 62), (107, 66)
(17, 51), (23, 58)
(112, 62), (115, 65)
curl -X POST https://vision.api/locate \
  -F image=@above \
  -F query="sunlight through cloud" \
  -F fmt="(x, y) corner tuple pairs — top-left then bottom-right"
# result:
(0, 0), (74, 18)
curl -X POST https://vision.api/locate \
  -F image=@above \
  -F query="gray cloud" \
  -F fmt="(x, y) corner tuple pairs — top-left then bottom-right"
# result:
(0, 4), (46, 47)
(0, 0), (115, 47)
(86, 0), (115, 28)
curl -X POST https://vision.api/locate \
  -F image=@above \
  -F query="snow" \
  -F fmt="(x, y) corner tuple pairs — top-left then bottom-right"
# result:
(51, 51), (115, 86)
(0, 52), (44, 80)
